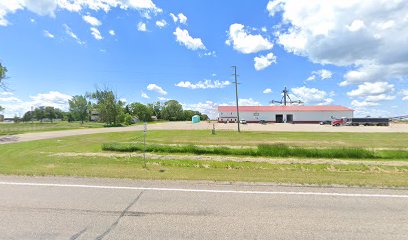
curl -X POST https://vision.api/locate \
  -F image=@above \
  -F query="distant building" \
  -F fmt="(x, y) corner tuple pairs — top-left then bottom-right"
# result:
(218, 106), (354, 124)
(90, 110), (99, 122)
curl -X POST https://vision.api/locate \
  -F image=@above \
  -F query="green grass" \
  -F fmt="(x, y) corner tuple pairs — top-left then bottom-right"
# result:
(102, 142), (387, 159)
(0, 121), (105, 135)
(1, 130), (408, 187)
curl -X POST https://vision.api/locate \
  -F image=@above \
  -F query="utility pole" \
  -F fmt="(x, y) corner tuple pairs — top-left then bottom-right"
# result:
(232, 66), (240, 132)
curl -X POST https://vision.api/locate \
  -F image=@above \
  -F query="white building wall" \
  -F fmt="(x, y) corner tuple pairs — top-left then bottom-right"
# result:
(218, 111), (353, 123)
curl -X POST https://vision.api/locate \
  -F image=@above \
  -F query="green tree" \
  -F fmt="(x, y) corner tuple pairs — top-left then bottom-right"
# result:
(89, 89), (124, 126)
(161, 100), (184, 121)
(147, 101), (163, 119)
(0, 106), (4, 113)
(22, 111), (32, 122)
(44, 106), (56, 122)
(69, 95), (89, 123)
(201, 114), (209, 121)
(0, 63), (7, 89)
(34, 107), (45, 122)
(129, 103), (153, 122)
(123, 113), (134, 126)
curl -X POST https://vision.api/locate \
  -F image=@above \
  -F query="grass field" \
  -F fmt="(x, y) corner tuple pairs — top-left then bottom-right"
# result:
(0, 121), (105, 135)
(1, 130), (408, 187)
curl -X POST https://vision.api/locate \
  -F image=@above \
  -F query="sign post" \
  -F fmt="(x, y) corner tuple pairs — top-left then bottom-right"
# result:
(143, 122), (147, 168)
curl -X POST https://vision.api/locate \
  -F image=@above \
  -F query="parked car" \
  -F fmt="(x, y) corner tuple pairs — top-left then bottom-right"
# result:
(259, 120), (267, 124)
(320, 120), (332, 125)
(240, 120), (247, 124)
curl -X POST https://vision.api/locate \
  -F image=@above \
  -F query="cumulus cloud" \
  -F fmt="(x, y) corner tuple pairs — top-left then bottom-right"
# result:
(306, 69), (333, 81)
(226, 23), (273, 54)
(82, 15), (101, 26)
(137, 22), (147, 32)
(141, 91), (150, 99)
(254, 53), (277, 71)
(347, 82), (395, 108)
(0, 0), (161, 26)
(90, 27), (103, 40)
(43, 30), (54, 38)
(291, 86), (333, 105)
(347, 82), (394, 98)
(0, 91), (72, 117)
(239, 98), (261, 106)
(147, 84), (167, 95)
(182, 100), (218, 118)
(109, 29), (115, 36)
(263, 88), (273, 94)
(156, 19), (167, 28)
(178, 13), (187, 24)
(175, 80), (231, 89)
(267, 0), (408, 87)
(173, 27), (206, 51)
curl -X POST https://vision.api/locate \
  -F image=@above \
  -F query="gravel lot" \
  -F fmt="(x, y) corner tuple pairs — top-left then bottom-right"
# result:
(1, 122), (407, 144)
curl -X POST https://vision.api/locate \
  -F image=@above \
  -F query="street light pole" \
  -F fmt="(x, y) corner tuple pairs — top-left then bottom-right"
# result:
(232, 66), (240, 133)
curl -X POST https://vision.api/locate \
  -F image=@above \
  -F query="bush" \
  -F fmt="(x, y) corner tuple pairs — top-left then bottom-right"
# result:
(102, 143), (389, 159)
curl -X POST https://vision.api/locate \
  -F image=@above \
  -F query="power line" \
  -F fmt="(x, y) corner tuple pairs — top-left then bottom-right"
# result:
(232, 66), (240, 133)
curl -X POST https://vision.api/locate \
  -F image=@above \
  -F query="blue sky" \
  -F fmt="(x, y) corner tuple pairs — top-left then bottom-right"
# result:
(0, 0), (407, 118)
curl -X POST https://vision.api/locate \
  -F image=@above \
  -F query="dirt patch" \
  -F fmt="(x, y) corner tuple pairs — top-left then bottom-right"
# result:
(49, 152), (408, 167)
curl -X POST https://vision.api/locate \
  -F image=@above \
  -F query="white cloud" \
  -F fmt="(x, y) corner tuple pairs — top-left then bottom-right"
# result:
(291, 86), (333, 105)
(254, 53), (277, 71)
(268, 0), (408, 87)
(158, 96), (169, 101)
(263, 88), (273, 94)
(90, 27), (103, 40)
(351, 100), (379, 108)
(63, 24), (84, 45)
(347, 19), (365, 32)
(0, 96), (22, 103)
(82, 15), (101, 26)
(141, 91), (150, 99)
(137, 22), (147, 32)
(43, 30), (54, 38)
(261, 27), (267, 32)
(306, 69), (333, 81)
(147, 84), (167, 95)
(178, 13), (187, 24)
(0, 92), (13, 96)
(239, 98), (261, 106)
(0, 91), (72, 117)
(156, 19), (167, 28)
(169, 13), (178, 23)
(175, 80), (231, 89)
(109, 29), (115, 36)
(402, 89), (408, 101)
(226, 23), (273, 54)
(347, 82), (394, 98)
(182, 100), (218, 118)
(1, 0), (161, 27)
(173, 27), (206, 51)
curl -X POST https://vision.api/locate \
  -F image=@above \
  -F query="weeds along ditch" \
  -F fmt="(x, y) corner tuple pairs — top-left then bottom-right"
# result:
(101, 143), (408, 159)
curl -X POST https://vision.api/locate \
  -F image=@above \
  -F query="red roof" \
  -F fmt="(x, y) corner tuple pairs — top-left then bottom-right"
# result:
(218, 105), (353, 112)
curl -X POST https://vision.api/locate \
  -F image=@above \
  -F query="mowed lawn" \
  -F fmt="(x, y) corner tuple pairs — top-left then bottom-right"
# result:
(1, 130), (408, 187)
(0, 122), (105, 135)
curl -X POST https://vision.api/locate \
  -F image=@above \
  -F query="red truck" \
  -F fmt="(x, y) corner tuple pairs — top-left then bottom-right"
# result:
(332, 118), (390, 126)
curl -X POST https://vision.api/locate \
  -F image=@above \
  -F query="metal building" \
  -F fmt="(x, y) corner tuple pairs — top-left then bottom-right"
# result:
(218, 106), (354, 124)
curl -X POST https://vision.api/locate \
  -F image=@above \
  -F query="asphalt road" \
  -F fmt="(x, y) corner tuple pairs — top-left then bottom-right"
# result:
(0, 176), (407, 240)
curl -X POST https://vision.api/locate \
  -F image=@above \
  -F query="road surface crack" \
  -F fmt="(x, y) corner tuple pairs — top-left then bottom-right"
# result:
(95, 191), (144, 240)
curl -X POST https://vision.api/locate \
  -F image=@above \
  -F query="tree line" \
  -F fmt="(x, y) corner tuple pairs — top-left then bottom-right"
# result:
(19, 89), (209, 125)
